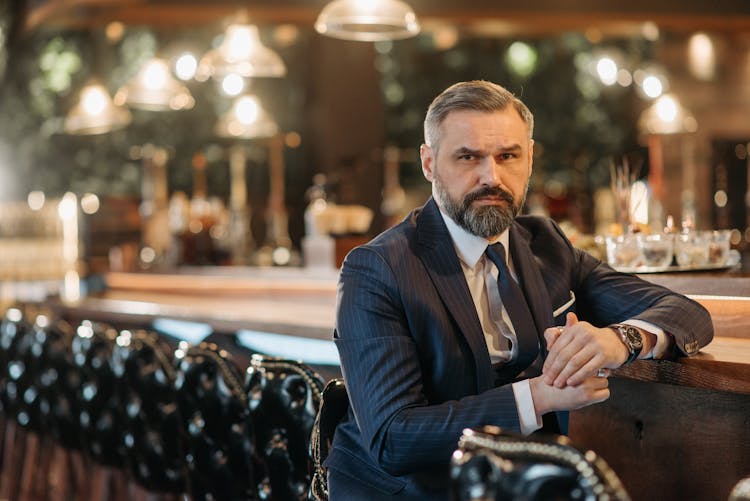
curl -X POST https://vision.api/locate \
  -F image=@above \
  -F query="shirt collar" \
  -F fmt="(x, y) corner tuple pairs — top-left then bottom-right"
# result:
(438, 208), (510, 268)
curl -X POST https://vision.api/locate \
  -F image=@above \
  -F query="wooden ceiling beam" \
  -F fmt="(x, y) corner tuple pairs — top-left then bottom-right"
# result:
(22, 0), (750, 34)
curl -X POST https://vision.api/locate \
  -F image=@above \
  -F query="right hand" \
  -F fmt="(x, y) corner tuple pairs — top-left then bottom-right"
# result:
(528, 374), (610, 416)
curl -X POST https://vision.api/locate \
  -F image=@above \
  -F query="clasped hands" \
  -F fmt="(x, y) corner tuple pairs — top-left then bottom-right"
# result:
(529, 312), (630, 415)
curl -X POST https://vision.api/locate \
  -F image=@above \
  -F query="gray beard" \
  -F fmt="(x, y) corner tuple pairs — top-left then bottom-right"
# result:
(434, 177), (524, 239)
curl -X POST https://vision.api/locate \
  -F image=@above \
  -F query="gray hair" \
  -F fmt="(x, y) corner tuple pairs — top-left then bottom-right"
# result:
(423, 80), (534, 150)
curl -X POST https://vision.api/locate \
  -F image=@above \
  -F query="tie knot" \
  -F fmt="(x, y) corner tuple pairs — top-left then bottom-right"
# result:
(485, 243), (507, 269)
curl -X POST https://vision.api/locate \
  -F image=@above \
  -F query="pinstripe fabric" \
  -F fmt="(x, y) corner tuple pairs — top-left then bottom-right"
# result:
(327, 197), (713, 500)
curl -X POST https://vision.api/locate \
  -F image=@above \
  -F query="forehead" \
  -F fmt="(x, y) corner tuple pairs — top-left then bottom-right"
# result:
(438, 108), (529, 147)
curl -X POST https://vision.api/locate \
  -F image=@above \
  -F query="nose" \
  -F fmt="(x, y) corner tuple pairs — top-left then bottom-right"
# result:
(479, 157), (503, 187)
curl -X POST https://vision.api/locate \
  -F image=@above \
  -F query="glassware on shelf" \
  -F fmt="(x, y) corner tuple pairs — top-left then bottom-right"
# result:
(674, 232), (709, 267)
(637, 233), (674, 270)
(706, 229), (731, 266)
(605, 233), (640, 269)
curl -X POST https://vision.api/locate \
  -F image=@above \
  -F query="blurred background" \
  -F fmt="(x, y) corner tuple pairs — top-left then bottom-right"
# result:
(1, 0), (750, 297)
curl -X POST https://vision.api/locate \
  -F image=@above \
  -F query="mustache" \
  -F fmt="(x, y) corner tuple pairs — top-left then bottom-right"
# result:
(463, 186), (515, 207)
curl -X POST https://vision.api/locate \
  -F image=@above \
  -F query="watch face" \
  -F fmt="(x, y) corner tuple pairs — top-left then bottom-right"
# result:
(624, 326), (643, 350)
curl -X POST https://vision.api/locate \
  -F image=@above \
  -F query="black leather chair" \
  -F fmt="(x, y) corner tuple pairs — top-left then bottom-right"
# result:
(0, 308), (33, 420)
(33, 316), (91, 500)
(72, 320), (127, 468)
(111, 328), (188, 494)
(309, 378), (349, 501)
(0, 307), (35, 500)
(72, 319), (135, 501)
(32, 318), (81, 450)
(245, 354), (325, 501)
(0, 309), (83, 501)
(450, 425), (630, 501)
(173, 341), (259, 500)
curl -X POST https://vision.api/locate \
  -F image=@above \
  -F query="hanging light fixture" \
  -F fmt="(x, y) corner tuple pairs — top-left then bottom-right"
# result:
(638, 94), (697, 135)
(114, 57), (195, 111)
(64, 81), (131, 135)
(215, 94), (279, 139)
(197, 24), (286, 81)
(315, 0), (420, 42)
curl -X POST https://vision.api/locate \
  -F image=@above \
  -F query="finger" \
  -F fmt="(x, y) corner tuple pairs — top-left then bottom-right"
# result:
(580, 374), (610, 391)
(542, 327), (578, 382)
(544, 326), (564, 349)
(578, 377), (610, 405)
(544, 328), (590, 381)
(565, 311), (579, 327)
(553, 349), (596, 388)
(566, 355), (607, 387)
(592, 387), (611, 403)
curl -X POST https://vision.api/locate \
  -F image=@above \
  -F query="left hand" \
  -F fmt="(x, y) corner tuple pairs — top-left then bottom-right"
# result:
(542, 312), (629, 388)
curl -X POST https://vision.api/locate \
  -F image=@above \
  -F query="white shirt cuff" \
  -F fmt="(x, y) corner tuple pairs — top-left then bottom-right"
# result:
(512, 379), (542, 435)
(622, 319), (669, 358)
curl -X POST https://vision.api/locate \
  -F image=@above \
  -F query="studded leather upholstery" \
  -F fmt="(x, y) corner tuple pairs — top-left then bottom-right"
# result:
(34, 318), (84, 450)
(245, 354), (325, 501)
(71, 320), (126, 467)
(174, 342), (259, 500)
(450, 426), (630, 501)
(112, 329), (188, 493)
(309, 378), (348, 501)
(0, 308), (33, 421)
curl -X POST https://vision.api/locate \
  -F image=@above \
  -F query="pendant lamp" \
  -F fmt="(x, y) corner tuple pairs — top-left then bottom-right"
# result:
(315, 0), (420, 41)
(197, 24), (286, 81)
(114, 57), (195, 111)
(214, 94), (279, 139)
(64, 81), (131, 135)
(638, 94), (697, 135)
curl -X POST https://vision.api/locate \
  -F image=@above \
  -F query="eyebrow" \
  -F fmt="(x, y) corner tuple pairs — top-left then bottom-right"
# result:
(496, 144), (523, 154)
(453, 144), (523, 156)
(454, 146), (484, 157)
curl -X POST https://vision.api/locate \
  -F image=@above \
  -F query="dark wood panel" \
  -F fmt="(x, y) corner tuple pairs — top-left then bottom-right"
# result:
(570, 378), (750, 501)
(22, 0), (750, 32)
(615, 357), (750, 395)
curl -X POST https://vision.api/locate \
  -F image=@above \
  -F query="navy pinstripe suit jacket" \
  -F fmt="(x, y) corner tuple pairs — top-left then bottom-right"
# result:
(327, 197), (713, 500)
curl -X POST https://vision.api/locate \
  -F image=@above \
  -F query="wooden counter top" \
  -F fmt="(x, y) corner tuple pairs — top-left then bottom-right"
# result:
(46, 268), (748, 386)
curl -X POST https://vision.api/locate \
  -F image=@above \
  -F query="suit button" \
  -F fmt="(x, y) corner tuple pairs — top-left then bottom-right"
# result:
(684, 340), (699, 354)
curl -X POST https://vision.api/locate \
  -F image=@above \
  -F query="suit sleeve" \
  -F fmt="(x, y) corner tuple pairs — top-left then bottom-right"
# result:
(335, 246), (521, 476)
(571, 247), (714, 356)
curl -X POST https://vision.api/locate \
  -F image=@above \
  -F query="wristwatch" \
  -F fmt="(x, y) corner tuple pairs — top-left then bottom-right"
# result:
(609, 324), (643, 365)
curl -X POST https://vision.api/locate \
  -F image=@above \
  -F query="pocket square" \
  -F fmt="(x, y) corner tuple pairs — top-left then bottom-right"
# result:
(552, 291), (576, 317)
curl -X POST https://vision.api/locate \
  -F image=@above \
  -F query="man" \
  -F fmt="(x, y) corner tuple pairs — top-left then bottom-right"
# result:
(327, 80), (713, 500)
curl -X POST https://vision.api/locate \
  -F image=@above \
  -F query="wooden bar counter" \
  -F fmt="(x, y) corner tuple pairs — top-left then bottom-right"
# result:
(50, 267), (750, 501)
(572, 271), (750, 501)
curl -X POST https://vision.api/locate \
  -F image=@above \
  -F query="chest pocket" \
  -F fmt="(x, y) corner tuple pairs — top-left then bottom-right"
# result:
(551, 290), (576, 324)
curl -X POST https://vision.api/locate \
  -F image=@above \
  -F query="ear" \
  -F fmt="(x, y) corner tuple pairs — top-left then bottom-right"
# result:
(527, 139), (534, 177)
(420, 144), (435, 182)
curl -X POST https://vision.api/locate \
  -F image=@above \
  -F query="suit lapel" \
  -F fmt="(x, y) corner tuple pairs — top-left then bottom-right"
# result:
(416, 199), (495, 392)
(508, 224), (554, 356)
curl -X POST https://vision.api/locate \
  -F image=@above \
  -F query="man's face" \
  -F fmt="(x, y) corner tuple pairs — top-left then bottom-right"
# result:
(420, 108), (534, 239)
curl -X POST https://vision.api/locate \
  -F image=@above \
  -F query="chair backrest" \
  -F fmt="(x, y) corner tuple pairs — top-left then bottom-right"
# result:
(245, 354), (325, 501)
(0, 308), (33, 419)
(0, 310), (43, 430)
(34, 317), (84, 450)
(112, 328), (188, 493)
(450, 426), (630, 501)
(173, 341), (259, 500)
(72, 320), (127, 467)
(309, 378), (349, 501)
